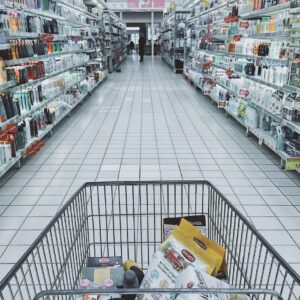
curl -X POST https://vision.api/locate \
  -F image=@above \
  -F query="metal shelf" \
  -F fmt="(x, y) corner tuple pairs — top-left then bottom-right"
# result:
(239, 2), (291, 19)
(185, 70), (300, 169)
(2, 61), (89, 92)
(5, 49), (89, 66)
(0, 44), (10, 50)
(0, 80), (16, 91)
(0, 76), (85, 130)
(54, 0), (99, 19)
(215, 50), (289, 65)
(187, 0), (237, 22)
(0, 73), (107, 177)
(212, 63), (283, 91)
(5, 32), (39, 39)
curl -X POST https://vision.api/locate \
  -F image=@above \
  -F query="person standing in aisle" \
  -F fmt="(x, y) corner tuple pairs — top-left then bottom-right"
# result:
(129, 41), (135, 54)
(138, 33), (146, 62)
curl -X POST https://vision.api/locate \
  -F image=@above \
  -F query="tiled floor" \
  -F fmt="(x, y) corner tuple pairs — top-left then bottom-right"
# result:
(0, 55), (299, 279)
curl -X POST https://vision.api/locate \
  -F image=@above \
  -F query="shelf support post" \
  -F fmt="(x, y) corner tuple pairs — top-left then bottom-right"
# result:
(151, 11), (154, 57)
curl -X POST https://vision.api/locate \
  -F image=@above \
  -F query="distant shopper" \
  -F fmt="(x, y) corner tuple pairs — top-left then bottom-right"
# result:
(129, 41), (134, 54)
(138, 33), (146, 62)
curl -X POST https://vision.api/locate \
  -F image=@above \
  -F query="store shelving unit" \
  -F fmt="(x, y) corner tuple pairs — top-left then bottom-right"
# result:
(103, 10), (127, 73)
(161, 9), (190, 73)
(0, 0), (110, 177)
(183, 0), (300, 171)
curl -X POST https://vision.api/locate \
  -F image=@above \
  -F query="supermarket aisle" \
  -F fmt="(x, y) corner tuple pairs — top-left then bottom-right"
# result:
(0, 56), (300, 279)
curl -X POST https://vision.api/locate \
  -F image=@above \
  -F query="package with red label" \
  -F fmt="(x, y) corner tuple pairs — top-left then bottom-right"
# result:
(175, 266), (230, 300)
(178, 219), (227, 278)
(139, 221), (218, 300)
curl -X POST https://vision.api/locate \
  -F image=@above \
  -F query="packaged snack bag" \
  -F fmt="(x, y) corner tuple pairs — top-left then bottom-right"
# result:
(161, 226), (217, 275)
(140, 251), (177, 300)
(140, 226), (218, 300)
(174, 266), (230, 300)
(178, 219), (227, 277)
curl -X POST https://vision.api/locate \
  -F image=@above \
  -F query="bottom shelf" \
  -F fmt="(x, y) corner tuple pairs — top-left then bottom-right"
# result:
(0, 75), (107, 177)
(184, 71), (300, 171)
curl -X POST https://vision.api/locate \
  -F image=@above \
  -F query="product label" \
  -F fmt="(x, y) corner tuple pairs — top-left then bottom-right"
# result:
(218, 101), (227, 108)
(285, 158), (300, 170)
(239, 89), (249, 97)
(239, 21), (249, 29)
(226, 70), (233, 77)
(181, 249), (196, 262)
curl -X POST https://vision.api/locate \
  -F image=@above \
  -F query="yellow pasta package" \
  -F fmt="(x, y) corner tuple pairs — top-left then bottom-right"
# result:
(161, 224), (218, 275)
(178, 218), (227, 278)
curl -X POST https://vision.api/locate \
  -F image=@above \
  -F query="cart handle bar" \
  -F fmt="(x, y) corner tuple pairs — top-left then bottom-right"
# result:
(1, 180), (300, 290)
(33, 287), (283, 300)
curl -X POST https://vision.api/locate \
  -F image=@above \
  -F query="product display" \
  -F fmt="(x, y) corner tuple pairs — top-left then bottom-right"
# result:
(75, 219), (254, 300)
(161, 10), (190, 73)
(183, 0), (300, 170)
(0, 0), (129, 177)
(103, 10), (127, 72)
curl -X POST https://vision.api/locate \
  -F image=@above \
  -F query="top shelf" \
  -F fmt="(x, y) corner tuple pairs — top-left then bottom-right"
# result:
(54, 0), (100, 19)
(239, 2), (291, 19)
(187, 0), (237, 22)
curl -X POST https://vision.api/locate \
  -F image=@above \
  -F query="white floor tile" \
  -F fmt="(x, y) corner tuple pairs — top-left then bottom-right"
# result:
(0, 57), (298, 280)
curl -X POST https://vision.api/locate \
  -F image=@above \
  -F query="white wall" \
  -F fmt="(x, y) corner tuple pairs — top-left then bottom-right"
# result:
(118, 11), (163, 22)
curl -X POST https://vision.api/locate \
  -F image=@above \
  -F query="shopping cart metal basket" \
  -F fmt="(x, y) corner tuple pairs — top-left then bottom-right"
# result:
(0, 181), (299, 300)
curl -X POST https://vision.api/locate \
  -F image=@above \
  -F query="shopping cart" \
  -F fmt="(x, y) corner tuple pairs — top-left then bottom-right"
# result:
(0, 181), (299, 300)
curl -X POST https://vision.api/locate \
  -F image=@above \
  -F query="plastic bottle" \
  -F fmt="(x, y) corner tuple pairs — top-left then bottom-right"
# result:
(123, 270), (139, 300)
(123, 260), (144, 286)
(99, 279), (121, 300)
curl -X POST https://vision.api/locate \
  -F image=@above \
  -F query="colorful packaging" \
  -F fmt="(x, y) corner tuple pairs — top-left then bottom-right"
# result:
(161, 227), (216, 275)
(140, 226), (217, 299)
(178, 219), (227, 278)
(81, 267), (123, 288)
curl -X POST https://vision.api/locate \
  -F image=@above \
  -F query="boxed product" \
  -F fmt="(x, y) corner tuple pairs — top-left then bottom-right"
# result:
(139, 219), (227, 300)
(178, 219), (227, 278)
(87, 256), (122, 268)
(163, 215), (206, 239)
(81, 266), (123, 288)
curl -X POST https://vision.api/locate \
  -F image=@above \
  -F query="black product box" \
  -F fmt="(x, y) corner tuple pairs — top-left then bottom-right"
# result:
(87, 256), (122, 268)
(163, 215), (206, 239)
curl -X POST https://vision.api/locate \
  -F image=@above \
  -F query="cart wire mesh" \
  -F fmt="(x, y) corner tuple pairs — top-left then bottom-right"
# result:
(0, 181), (299, 300)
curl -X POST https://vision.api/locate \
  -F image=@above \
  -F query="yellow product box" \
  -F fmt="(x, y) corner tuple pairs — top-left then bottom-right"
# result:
(178, 218), (227, 277)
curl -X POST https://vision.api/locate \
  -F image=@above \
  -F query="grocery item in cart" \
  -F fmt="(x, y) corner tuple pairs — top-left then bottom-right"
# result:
(175, 266), (230, 300)
(139, 251), (176, 300)
(139, 220), (221, 300)
(163, 215), (206, 240)
(123, 270), (140, 300)
(178, 219), (227, 278)
(161, 226), (216, 274)
(123, 260), (145, 285)
(87, 257), (123, 268)
(81, 266), (124, 288)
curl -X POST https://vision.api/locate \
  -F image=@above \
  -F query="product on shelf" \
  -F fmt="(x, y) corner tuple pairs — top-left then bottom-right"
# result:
(183, 0), (300, 170)
(0, 0), (110, 174)
(161, 10), (190, 73)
